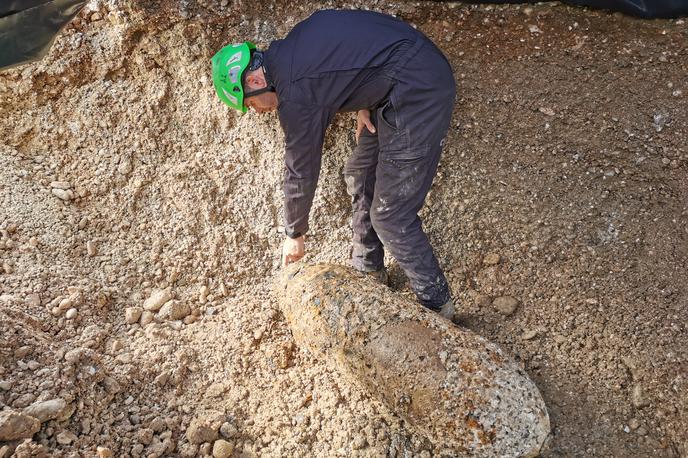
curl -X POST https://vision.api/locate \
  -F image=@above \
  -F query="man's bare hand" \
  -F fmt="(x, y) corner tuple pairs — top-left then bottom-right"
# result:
(356, 109), (376, 144)
(282, 235), (305, 267)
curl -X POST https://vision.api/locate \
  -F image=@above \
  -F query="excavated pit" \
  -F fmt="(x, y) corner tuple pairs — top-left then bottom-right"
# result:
(0, 1), (686, 457)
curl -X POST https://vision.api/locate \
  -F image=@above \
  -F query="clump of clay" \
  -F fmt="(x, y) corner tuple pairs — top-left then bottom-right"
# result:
(277, 263), (550, 456)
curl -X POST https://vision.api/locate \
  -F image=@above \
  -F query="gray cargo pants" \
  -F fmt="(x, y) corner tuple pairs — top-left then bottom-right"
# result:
(343, 40), (455, 310)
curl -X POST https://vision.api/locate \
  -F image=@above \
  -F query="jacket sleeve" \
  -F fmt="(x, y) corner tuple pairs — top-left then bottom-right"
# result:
(278, 100), (332, 238)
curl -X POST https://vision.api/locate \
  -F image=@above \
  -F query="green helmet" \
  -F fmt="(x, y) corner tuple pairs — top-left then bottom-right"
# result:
(211, 41), (257, 113)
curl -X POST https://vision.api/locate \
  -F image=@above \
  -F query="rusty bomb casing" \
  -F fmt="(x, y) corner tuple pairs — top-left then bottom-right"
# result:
(276, 263), (550, 456)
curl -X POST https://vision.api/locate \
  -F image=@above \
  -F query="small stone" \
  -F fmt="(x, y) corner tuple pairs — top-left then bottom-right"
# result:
(179, 443), (199, 458)
(140, 311), (154, 326)
(11, 440), (47, 457)
(493, 296), (519, 316)
(26, 361), (40, 371)
(65, 308), (77, 319)
(118, 157), (133, 175)
(158, 300), (191, 321)
(14, 346), (31, 358)
(111, 339), (123, 352)
(636, 426), (648, 436)
(149, 417), (165, 433)
(90, 12), (102, 21)
(86, 241), (97, 257)
(0, 410), (41, 441)
(187, 417), (220, 444)
(199, 285), (209, 304)
(183, 315), (198, 325)
(632, 384), (649, 408)
(137, 428), (154, 445)
(56, 430), (77, 445)
(212, 439), (234, 458)
(96, 446), (113, 458)
(23, 398), (66, 423)
(199, 443), (212, 455)
(26, 294), (41, 307)
(102, 376), (121, 394)
(628, 418), (640, 430)
(143, 288), (173, 311)
(483, 253), (501, 265)
(0, 380), (11, 391)
(219, 422), (238, 439)
(125, 307), (143, 324)
(51, 189), (74, 201)
(50, 181), (71, 190)
(13, 393), (36, 409)
(154, 371), (170, 386)
(2, 262), (13, 274)
(522, 329), (539, 340)
(529, 24), (542, 34)
(538, 107), (555, 116)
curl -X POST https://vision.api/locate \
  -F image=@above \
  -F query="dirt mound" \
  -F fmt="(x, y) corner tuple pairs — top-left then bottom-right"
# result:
(0, 1), (686, 456)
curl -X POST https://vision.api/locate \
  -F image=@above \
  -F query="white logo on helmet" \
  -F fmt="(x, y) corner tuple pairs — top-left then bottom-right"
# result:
(221, 88), (238, 106)
(227, 65), (241, 84)
(226, 51), (242, 65)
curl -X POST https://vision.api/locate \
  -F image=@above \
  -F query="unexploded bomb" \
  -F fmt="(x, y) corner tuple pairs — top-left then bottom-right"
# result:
(277, 263), (550, 456)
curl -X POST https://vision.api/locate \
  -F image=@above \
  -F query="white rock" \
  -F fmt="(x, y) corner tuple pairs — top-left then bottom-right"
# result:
(65, 308), (77, 319)
(51, 189), (74, 201)
(158, 300), (191, 321)
(86, 241), (97, 257)
(50, 181), (71, 190)
(56, 430), (77, 445)
(125, 307), (143, 324)
(212, 439), (234, 458)
(97, 446), (113, 458)
(143, 289), (172, 311)
(140, 311), (154, 326)
(23, 399), (66, 423)
(118, 158), (133, 175)
(26, 294), (41, 307)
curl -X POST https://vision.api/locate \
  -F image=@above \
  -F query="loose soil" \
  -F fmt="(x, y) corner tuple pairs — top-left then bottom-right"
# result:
(0, 1), (686, 457)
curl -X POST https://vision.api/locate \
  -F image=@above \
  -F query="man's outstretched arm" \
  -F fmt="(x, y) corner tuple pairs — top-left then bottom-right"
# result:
(278, 101), (332, 265)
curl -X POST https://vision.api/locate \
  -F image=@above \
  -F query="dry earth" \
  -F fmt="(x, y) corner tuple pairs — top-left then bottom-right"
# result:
(0, 0), (686, 457)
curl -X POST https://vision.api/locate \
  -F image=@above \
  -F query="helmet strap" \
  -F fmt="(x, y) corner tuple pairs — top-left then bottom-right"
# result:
(244, 83), (275, 99)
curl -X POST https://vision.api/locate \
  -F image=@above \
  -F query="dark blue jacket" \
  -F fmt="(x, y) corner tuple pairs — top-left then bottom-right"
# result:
(264, 9), (428, 238)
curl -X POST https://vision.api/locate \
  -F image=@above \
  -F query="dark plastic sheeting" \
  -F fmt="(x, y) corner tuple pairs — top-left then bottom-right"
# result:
(0, 0), (85, 71)
(465, 0), (688, 18)
(564, 0), (688, 18)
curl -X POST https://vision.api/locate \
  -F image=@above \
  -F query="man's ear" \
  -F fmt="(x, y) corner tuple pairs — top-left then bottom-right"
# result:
(245, 70), (266, 90)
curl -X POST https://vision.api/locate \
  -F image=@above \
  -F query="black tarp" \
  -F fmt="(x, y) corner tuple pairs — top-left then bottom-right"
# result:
(467, 0), (688, 19)
(0, 0), (85, 71)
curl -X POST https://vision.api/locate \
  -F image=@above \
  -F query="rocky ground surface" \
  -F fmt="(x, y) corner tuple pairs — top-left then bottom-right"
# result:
(0, 0), (686, 457)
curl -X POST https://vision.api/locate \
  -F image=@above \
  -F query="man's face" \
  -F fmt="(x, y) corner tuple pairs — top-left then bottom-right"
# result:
(243, 67), (278, 113)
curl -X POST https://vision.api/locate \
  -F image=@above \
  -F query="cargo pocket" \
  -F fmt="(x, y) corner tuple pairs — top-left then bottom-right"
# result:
(377, 99), (409, 153)
(378, 144), (431, 201)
